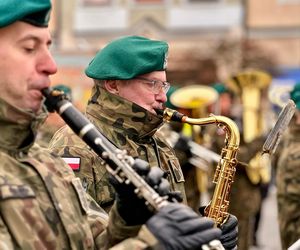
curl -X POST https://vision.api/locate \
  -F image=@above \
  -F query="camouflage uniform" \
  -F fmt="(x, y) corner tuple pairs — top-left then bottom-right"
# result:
(276, 119), (300, 250)
(35, 117), (63, 148)
(0, 98), (164, 249)
(172, 133), (201, 212)
(49, 86), (187, 212)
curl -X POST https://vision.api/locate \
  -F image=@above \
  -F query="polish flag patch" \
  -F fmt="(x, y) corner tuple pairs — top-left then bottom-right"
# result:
(62, 157), (81, 171)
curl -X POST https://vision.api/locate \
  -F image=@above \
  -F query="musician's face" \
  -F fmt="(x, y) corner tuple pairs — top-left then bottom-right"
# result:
(219, 92), (233, 116)
(105, 71), (168, 114)
(0, 21), (57, 113)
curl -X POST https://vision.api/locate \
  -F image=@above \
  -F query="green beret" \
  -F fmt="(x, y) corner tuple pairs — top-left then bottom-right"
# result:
(290, 82), (300, 110)
(166, 86), (179, 109)
(0, 0), (51, 28)
(212, 83), (227, 94)
(85, 36), (169, 80)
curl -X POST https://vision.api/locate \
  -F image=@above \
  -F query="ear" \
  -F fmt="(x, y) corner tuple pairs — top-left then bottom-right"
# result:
(296, 110), (300, 125)
(104, 80), (119, 94)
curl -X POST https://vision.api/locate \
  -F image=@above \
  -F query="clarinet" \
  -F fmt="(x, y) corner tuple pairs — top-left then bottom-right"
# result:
(42, 87), (168, 211)
(42, 88), (224, 250)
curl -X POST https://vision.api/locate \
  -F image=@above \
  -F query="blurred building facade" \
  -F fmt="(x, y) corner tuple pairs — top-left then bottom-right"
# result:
(47, 0), (299, 110)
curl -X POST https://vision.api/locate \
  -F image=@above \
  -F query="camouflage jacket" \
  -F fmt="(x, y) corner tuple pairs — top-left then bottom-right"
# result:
(0, 98), (161, 250)
(276, 120), (300, 199)
(49, 86), (186, 211)
(276, 119), (300, 249)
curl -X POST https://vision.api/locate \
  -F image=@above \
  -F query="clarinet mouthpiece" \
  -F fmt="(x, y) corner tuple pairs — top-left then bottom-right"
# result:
(42, 87), (66, 113)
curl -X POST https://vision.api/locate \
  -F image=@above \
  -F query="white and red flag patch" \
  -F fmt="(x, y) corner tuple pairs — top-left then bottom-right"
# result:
(62, 157), (81, 171)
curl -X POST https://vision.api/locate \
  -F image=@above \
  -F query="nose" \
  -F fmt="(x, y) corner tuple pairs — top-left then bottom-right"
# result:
(156, 88), (168, 103)
(37, 49), (57, 76)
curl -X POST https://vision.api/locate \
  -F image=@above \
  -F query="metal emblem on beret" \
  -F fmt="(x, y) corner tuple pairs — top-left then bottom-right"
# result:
(163, 51), (168, 69)
(45, 9), (51, 23)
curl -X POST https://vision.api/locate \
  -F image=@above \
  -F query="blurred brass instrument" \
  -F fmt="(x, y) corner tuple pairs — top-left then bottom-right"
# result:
(170, 85), (219, 193)
(268, 84), (294, 108)
(158, 108), (240, 226)
(227, 70), (272, 143)
(265, 85), (295, 156)
(170, 85), (219, 111)
(263, 99), (296, 155)
(170, 85), (219, 138)
(164, 130), (220, 171)
(227, 70), (272, 185)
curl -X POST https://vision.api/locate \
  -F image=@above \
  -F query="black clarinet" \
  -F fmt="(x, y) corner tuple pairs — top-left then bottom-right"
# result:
(42, 87), (169, 211)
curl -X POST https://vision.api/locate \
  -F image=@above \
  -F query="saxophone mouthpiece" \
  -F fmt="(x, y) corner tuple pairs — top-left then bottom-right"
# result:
(155, 109), (164, 116)
(155, 108), (184, 122)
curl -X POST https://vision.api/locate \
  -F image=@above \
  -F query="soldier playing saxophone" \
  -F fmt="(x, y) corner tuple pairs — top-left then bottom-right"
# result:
(49, 35), (238, 249)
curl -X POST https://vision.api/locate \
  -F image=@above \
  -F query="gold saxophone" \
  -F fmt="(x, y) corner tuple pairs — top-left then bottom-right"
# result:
(160, 107), (240, 226)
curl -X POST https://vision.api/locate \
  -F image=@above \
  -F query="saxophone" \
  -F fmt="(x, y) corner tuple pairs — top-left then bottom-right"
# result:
(159, 107), (240, 226)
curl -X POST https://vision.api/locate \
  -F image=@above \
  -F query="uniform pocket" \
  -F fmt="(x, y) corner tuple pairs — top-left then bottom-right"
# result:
(71, 177), (90, 214)
(0, 184), (35, 200)
(168, 158), (185, 183)
(0, 184), (58, 248)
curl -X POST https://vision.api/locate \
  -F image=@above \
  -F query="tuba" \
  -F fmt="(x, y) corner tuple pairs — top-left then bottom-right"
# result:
(226, 70), (272, 143)
(158, 107), (240, 226)
(226, 70), (272, 185)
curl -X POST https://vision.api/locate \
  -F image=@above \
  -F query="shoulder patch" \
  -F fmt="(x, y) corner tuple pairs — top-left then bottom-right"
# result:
(62, 157), (81, 171)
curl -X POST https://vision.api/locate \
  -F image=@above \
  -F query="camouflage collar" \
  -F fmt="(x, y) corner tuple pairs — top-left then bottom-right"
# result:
(288, 121), (300, 141)
(0, 98), (47, 154)
(86, 85), (164, 140)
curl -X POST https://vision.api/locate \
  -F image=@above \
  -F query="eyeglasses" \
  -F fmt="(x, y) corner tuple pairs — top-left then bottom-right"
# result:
(135, 77), (170, 94)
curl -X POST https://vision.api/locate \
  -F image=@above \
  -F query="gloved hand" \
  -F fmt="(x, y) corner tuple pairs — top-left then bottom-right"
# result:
(174, 136), (192, 157)
(174, 136), (193, 168)
(199, 207), (238, 250)
(146, 203), (222, 250)
(109, 158), (182, 225)
(219, 214), (238, 250)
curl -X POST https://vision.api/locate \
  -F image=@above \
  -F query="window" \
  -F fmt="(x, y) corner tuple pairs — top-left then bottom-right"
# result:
(82, 0), (110, 6)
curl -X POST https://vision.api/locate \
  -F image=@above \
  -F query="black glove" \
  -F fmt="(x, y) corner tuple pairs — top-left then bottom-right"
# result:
(146, 203), (222, 250)
(219, 214), (238, 250)
(199, 207), (238, 250)
(109, 158), (181, 225)
(174, 136), (193, 168)
(174, 136), (192, 157)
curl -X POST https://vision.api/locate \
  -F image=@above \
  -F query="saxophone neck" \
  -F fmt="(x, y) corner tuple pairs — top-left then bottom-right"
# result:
(161, 108), (240, 148)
